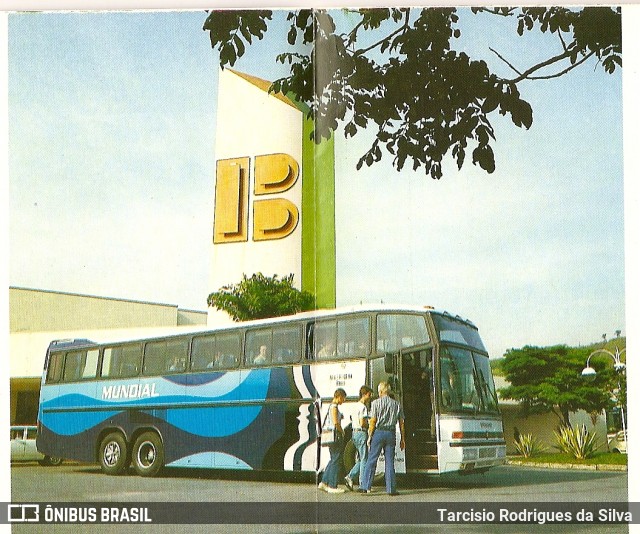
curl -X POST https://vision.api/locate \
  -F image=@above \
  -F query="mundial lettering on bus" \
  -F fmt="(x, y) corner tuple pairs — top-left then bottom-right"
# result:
(101, 383), (159, 400)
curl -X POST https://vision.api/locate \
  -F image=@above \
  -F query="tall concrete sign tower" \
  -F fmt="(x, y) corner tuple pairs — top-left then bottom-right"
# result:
(209, 69), (336, 324)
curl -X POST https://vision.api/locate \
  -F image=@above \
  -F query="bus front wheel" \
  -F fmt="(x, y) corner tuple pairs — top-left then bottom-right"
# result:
(99, 433), (129, 475)
(132, 431), (164, 477)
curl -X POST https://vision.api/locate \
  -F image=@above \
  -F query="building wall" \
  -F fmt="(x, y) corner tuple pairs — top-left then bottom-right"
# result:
(177, 309), (209, 326)
(10, 287), (183, 332)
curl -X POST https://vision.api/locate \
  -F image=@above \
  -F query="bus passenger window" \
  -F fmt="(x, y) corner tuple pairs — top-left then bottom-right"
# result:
(192, 333), (240, 371)
(46, 353), (64, 384)
(337, 317), (370, 357)
(82, 349), (100, 379)
(191, 336), (216, 371)
(272, 325), (301, 364)
(102, 345), (141, 378)
(144, 339), (188, 375)
(63, 351), (83, 382)
(216, 333), (240, 368)
(376, 314), (429, 353)
(246, 330), (271, 366)
(168, 356), (186, 372)
(313, 321), (337, 360)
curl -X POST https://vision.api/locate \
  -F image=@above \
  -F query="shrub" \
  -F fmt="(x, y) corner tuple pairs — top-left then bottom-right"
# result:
(513, 433), (547, 458)
(554, 424), (599, 460)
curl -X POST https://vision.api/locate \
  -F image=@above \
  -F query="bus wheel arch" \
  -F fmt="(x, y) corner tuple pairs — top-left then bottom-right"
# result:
(98, 431), (129, 475)
(131, 430), (165, 477)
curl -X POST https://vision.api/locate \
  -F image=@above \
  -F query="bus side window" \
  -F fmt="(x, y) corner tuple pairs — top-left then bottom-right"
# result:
(102, 345), (141, 378)
(144, 339), (188, 375)
(192, 333), (240, 371)
(191, 335), (216, 371)
(63, 351), (83, 382)
(314, 321), (338, 360)
(337, 316), (370, 357)
(245, 329), (271, 366)
(305, 323), (315, 360)
(82, 349), (100, 379)
(272, 325), (301, 364)
(46, 353), (64, 383)
(120, 345), (141, 377)
(217, 333), (240, 368)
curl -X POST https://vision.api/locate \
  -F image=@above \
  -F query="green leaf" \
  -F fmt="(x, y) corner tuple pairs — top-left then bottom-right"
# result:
(234, 35), (245, 57)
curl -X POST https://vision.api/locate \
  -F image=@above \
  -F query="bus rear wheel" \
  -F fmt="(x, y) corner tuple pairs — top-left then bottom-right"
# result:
(132, 431), (164, 477)
(39, 455), (63, 466)
(99, 433), (129, 475)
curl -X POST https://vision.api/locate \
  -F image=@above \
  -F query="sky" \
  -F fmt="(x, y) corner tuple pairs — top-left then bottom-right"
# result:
(5, 8), (630, 361)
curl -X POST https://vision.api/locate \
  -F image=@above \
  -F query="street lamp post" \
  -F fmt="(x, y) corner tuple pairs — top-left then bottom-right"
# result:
(581, 346), (627, 447)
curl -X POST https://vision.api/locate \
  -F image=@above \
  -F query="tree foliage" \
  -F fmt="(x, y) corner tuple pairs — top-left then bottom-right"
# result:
(499, 345), (618, 426)
(203, 7), (621, 179)
(207, 273), (315, 321)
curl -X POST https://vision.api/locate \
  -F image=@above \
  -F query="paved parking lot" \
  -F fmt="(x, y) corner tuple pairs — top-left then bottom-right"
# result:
(10, 463), (629, 533)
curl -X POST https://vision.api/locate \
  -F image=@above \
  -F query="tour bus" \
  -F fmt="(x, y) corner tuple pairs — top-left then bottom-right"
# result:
(36, 305), (506, 478)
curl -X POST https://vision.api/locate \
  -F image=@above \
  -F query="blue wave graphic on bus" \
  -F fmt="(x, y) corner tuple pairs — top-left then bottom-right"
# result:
(167, 452), (252, 469)
(41, 410), (122, 436)
(166, 406), (263, 438)
(163, 372), (226, 386)
(40, 369), (272, 436)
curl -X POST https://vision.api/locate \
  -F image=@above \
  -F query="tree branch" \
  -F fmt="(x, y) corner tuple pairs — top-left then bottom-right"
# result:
(354, 10), (410, 57)
(527, 50), (595, 80)
(474, 7), (517, 17)
(557, 31), (568, 52)
(501, 48), (575, 83)
(490, 47), (522, 77)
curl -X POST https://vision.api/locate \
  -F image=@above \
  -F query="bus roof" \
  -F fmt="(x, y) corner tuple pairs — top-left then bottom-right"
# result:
(47, 304), (478, 350)
(48, 338), (97, 350)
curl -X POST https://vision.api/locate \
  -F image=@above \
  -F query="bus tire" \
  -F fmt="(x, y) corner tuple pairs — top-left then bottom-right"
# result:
(343, 439), (357, 474)
(39, 455), (63, 466)
(99, 433), (129, 475)
(132, 431), (164, 477)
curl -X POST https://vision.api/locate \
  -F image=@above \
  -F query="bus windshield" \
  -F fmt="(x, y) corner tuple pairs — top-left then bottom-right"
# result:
(432, 314), (485, 352)
(439, 346), (499, 414)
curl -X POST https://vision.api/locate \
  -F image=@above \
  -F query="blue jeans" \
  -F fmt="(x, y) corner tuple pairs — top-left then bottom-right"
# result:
(347, 431), (368, 483)
(321, 439), (343, 488)
(361, 430), (396, 494)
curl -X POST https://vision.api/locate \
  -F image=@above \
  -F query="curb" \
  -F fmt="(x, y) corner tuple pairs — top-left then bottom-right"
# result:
(507, 459), (627, 472)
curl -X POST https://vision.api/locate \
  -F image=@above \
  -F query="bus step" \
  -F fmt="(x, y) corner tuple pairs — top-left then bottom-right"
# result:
(407, 454), (438, 470)
(409, 442), (438, 455)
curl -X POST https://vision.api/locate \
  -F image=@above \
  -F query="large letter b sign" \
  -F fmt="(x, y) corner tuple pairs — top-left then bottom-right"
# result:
(214, 153), (300, 244)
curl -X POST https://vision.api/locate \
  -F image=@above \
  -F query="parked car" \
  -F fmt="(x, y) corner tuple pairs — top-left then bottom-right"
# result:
(10, 425), (62, 466)
(607, 430), (627, 454)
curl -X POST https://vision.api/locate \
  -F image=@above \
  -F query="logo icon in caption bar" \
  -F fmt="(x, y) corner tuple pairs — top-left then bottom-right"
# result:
(8, 504), (39, 522)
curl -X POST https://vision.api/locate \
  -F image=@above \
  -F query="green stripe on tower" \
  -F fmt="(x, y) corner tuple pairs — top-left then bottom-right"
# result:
(301, 116), (336, 309)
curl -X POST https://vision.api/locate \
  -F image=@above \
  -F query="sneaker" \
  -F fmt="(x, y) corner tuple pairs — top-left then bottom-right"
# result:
(387, 491), (400, 496)
(344, 477), (354, 491)
(326, 486), (345, 494)
(317, 482), (328, 492)
(358, 489), (371, 494)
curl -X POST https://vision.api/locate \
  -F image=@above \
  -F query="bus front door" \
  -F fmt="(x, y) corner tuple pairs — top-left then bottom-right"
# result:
(400, 347), (438, 472)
